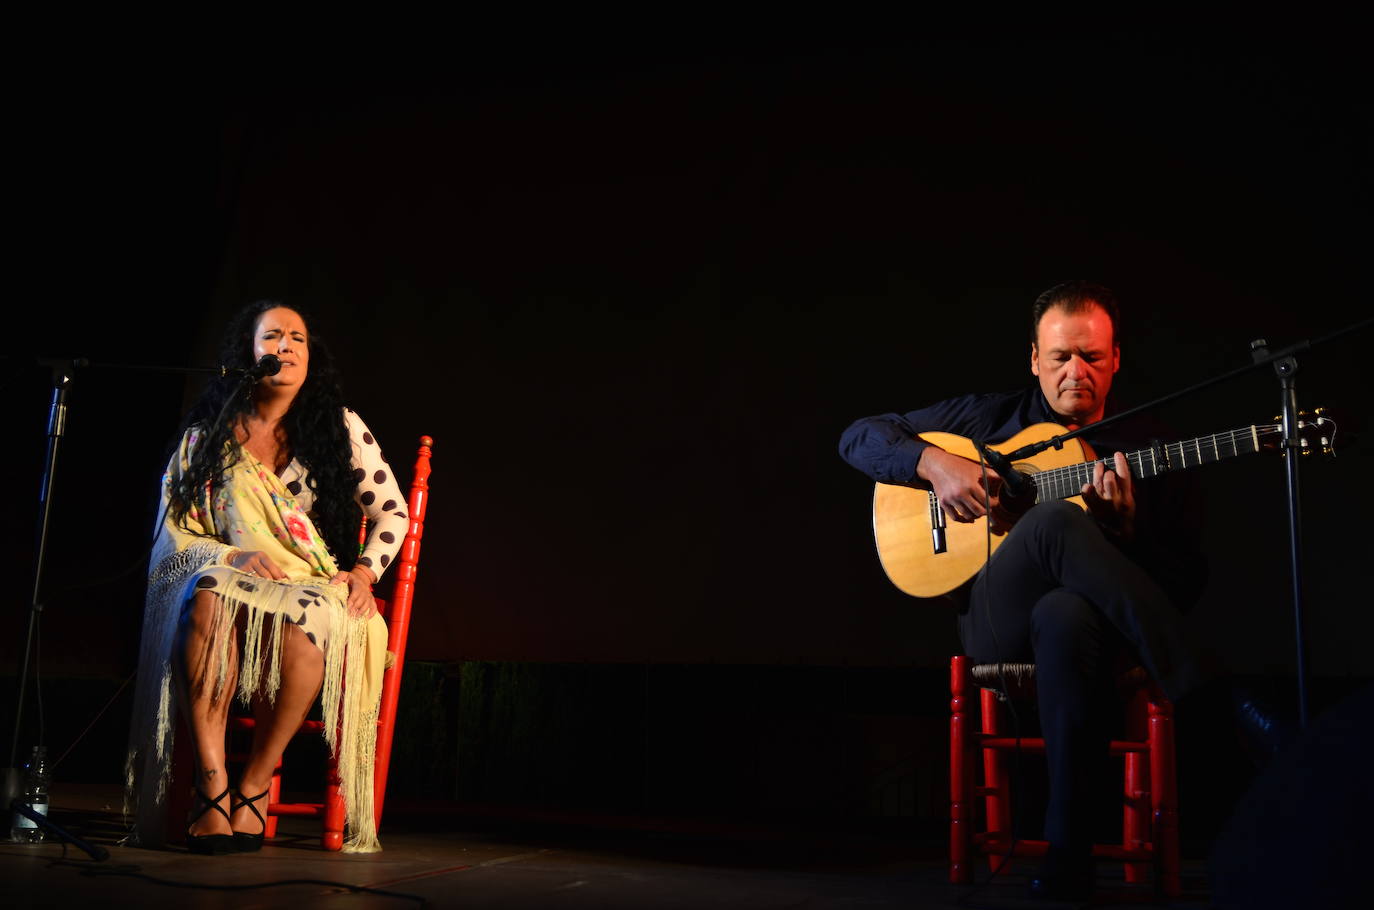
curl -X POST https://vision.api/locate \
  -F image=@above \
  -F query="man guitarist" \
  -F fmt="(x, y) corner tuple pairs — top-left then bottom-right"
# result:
(840, 281), (1208, 899)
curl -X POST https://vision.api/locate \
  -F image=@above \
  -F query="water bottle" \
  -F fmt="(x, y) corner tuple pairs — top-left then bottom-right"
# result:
(9, 745), (49, 843)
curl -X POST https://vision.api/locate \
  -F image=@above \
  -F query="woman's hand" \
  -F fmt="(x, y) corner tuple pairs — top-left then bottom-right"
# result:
(227, 549), (287, 580)
(328, 565), (379, 619)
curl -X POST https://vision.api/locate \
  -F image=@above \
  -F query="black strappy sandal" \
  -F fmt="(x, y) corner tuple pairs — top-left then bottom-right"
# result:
(186, 786), (236, 855)
(230, 787), (271, 852)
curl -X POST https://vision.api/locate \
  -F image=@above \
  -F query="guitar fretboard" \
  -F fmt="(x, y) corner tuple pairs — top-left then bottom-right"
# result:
(1032, 423), (1281, 503)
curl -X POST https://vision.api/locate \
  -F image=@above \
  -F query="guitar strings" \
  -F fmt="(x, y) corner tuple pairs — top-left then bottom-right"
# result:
(1029, 425), (1284, 503)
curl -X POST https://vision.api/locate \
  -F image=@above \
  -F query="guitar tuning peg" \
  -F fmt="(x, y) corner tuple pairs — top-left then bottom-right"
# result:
(1288, 406), (1338, 457)
(1318, 411), (1336, 456)
(1307, 407), (1334, 456)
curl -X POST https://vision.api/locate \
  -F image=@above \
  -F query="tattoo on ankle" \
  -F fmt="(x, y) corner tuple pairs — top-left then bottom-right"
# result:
(203, 768), (218, 782)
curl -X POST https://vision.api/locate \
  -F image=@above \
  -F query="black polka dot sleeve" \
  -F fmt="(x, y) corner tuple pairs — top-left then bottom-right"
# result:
(343, 409), (409, 580)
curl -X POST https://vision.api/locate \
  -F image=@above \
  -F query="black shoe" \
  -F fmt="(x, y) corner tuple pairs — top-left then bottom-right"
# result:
(1028, 848), (1096, 901)
(230, 788), (271, 853)
(186, 786), (236, 856)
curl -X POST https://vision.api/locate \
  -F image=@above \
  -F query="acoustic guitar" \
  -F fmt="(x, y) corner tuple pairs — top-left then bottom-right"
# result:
(872, 415), (1333, 598)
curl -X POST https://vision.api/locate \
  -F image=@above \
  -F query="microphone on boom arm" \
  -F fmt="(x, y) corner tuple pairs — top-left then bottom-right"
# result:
(226, 354), (282, 382)
(976, 442), (1037, 518)
(243, 354), (282, 379)
(219, 355), (283, 398)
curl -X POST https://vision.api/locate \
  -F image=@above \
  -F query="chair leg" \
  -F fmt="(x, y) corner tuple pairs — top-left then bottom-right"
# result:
(1123, 688), (1149, 883)
(264, 766), (282, 839)
(980, 686), (1011, 870)
(950, 656), (973, 883)
(1123, 752), (1150, 882)
(322, 757), (345, 851)
(1149, 694), (1181, 898)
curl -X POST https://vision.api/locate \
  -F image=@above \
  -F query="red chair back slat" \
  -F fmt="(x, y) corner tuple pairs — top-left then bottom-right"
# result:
(370, 435), (433, 824)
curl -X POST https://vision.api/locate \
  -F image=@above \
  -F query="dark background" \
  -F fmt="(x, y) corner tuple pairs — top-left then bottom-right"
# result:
(4, 34), (1370, 817)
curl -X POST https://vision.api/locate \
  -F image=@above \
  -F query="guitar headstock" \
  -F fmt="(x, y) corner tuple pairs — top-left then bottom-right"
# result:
(1268, 407), (1338, 457)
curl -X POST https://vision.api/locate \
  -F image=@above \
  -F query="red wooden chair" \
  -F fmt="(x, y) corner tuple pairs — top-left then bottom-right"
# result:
(949, 654), (1181, 897)
(169, 435), (434, 850)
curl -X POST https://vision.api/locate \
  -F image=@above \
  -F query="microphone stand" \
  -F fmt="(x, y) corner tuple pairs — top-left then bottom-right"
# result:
(996, 316), (1372, 730)
(5, 357), (227, 859)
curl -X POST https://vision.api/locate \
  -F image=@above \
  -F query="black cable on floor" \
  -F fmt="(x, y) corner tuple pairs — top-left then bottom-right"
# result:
(49, 854), (429, 907)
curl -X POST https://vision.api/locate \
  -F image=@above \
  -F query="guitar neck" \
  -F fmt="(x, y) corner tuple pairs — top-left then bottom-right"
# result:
(1033, 423), (1282, 503)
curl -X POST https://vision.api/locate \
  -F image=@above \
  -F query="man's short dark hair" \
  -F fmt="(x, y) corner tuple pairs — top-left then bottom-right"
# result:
(1031, 281), (1121, 348)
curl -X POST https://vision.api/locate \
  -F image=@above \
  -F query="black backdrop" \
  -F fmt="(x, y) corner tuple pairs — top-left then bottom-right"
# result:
(7, 35), (1370, 684)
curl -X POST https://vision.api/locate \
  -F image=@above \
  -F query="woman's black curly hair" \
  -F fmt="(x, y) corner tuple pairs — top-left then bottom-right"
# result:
(167, 300), (361, 571)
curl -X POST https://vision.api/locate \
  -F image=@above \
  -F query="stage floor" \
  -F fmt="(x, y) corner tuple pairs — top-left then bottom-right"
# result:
(2, 784), (1206, 909)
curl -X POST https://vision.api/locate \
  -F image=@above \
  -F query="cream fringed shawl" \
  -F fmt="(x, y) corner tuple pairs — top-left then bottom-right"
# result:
(125, 429), (387, 852)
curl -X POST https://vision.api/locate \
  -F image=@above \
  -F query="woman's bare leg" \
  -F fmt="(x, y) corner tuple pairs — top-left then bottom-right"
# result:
(231, 623), (324, 834)
(177, 590), (239, 837)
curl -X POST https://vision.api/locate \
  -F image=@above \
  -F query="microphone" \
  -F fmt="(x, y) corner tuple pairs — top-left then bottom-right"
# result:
(242, 354), (282, 380)
(976, 442), (1036, 513)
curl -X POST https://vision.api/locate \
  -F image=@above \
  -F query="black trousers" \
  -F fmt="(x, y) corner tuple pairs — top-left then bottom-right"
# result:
(957, 501), (1198, 851)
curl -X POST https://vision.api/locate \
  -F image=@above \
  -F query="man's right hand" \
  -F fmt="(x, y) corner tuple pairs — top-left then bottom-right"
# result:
(915, 447), (1002, 525)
